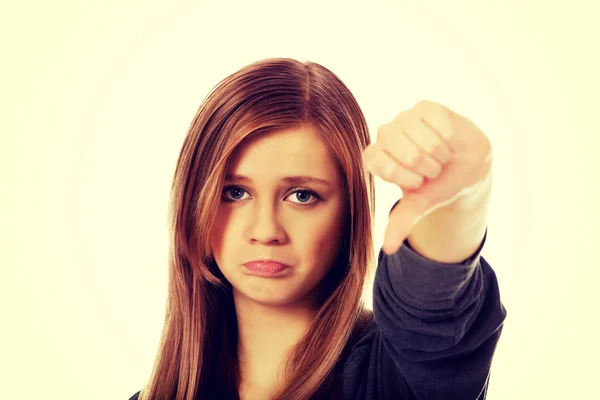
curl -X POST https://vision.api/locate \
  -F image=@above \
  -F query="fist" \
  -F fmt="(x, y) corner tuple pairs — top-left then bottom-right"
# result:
(362, 100), (492, 254)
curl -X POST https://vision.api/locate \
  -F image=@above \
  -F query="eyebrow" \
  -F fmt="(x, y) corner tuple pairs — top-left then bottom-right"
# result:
(224, 174), (332, 187)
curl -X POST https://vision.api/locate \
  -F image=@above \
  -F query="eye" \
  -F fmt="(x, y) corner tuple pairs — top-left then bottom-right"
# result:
(221, 186), (321, 206)
(222, 186), (250, 201)
(286, 189), (320, 206)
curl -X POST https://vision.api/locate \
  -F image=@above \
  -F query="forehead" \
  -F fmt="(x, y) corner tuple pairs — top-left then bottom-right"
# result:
(227, 126), (339, 179)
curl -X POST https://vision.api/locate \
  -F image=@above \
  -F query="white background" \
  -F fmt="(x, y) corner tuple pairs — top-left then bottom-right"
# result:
(1, 0), (598, 398)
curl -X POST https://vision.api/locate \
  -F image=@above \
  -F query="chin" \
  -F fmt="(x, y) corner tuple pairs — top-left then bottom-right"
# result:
(233, 282), (316, 308)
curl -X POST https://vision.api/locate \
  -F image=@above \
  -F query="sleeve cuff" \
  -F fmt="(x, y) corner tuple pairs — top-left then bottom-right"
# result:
(383, 228), (487, 310)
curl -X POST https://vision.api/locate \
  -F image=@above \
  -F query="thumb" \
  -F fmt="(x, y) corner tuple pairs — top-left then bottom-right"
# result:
(382, 195), (428, 255)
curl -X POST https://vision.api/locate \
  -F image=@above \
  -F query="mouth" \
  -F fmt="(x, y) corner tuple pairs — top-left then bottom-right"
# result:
(243, 260), (290, 277)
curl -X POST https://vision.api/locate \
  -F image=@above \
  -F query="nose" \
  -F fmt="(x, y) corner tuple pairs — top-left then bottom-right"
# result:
(246, 202), (287, 245)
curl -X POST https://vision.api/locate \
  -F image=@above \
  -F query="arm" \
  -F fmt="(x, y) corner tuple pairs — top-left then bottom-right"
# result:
(363, 100), (506, 398)
(407, 170), (492, 264)
(373, 195), (506, 400)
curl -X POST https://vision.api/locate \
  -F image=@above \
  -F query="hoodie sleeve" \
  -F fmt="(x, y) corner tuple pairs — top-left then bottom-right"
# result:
(372, 199), (507, 399)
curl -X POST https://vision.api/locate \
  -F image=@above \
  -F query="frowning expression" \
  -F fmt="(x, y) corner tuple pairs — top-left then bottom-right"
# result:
(210, 125), (348, 308)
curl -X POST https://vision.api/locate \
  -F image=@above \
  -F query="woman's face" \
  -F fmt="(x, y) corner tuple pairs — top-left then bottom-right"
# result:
(210, 126), (348, 309)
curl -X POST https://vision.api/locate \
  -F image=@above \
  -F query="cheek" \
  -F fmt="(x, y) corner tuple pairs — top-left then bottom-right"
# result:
(301, 212), (345, 268)
(209, 209), (235, 259)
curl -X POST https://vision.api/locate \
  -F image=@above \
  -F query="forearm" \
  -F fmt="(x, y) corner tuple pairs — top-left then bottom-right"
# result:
(407, 172), (492, 264)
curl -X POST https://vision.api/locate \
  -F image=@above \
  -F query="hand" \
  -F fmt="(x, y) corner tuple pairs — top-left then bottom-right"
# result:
(362, 100), (493, 255)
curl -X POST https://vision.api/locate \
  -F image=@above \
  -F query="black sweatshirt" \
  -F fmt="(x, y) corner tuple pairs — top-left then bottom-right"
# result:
(129, 200), (507, 399)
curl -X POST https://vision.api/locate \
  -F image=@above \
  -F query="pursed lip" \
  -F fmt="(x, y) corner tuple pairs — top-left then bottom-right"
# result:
(242, 259), (291, 275)
(244, 259), (290, 267)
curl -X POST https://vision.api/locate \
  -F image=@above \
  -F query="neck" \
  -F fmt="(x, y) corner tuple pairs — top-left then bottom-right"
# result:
(234, 290), (318, 386)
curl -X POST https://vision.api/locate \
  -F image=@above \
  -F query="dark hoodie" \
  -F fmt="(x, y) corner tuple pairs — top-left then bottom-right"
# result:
(129, 199), (507, 399)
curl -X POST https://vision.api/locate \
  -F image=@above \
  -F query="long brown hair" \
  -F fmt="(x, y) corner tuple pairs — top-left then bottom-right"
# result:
(137, 58), (376, 400)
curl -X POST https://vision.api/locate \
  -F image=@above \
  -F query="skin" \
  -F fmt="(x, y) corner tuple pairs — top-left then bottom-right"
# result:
(210, 125), (348, 398)
(207, 100), (492, 399)
(362, 100), (492, 262)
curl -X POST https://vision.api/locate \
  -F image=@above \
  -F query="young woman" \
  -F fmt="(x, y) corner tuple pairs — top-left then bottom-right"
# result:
(129, 58), (507, 400)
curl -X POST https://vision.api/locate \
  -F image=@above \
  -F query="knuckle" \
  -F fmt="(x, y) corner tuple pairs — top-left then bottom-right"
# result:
(430, 140), (443, 153)
(431, 141), (443, 154)
(429, 162), (443, 179)
(382, 163), (396, 181)
(414, 99), (436, 111)
(405, 117), (421, 132)
(376, 124), (390, 140)
(394, 111), (409, 123)
(406, 175), (425, 189)
(362, 144), (375, 160)
(443, 126), (455, 139)
(405, 149), (423, 166)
